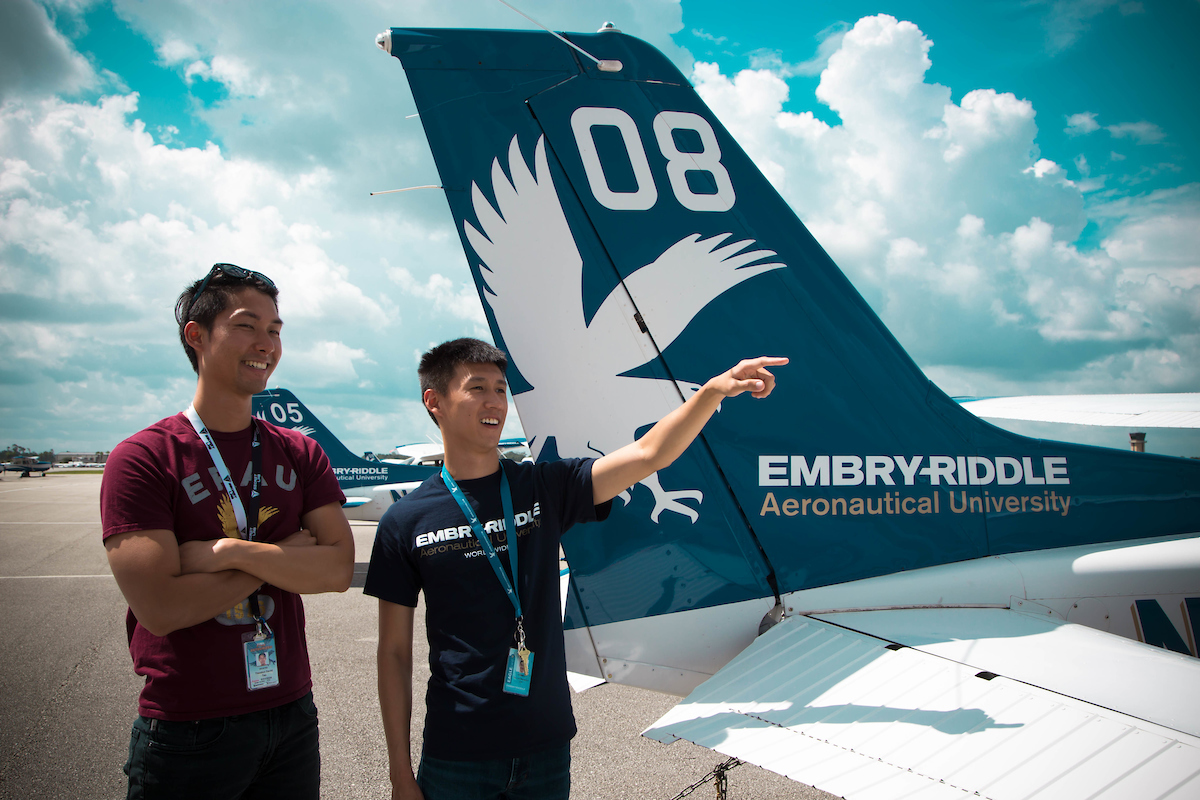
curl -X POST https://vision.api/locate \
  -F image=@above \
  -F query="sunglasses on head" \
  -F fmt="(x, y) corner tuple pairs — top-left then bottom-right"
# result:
(185, 263), (276, 320)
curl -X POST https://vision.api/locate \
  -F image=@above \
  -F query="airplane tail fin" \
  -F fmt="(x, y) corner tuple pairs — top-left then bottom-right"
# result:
(253, 388), (436, 489)
(378, 28), (1200, 636)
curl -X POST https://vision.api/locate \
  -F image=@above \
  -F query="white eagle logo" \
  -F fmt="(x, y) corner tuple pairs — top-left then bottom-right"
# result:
(464, 135), (785, 522)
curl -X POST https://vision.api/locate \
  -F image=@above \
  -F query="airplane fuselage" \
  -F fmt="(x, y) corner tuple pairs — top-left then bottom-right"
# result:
(3, 458), (52, 478)
(565, 533), (1200, 697)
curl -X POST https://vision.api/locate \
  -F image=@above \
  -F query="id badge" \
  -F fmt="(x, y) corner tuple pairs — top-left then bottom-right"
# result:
(242, 631), (280, 691)
(503, 647), (534, 696)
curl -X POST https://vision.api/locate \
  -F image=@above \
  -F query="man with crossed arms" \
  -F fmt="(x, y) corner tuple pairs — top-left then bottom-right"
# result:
(102, 264), (354, 799)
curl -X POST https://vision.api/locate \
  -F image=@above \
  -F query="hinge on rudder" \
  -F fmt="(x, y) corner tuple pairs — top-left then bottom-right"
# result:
(634, 311), (648, 333)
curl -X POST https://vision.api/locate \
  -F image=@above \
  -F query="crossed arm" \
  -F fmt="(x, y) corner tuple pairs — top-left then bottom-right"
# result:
(104, 501), (354, 637)
(591, 356), (788, 505)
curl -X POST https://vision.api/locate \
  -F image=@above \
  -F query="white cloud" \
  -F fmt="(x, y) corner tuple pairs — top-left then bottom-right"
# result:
(1043, 0), (1133, 53)
(747, 23), (849, 78)
(387, 266), (487, 327)
(1098, 185), (1200, 289)
(942, 89), (1037, 165)
(1, 2), (1195, 456)
(816, 15), (946, 134)
(693, 12), (1197, 395)
(341, 402), (441, 450)
(1106, 121), (1165, 144)
(278, 340), (369, 388)
(692, 29), (727, 45)
(0, 0), (96, 100)
(1064, 112), (1164, 145)
(0, 89), (425, 449)
(156, 38), (199, 66)
(0, 0), (696, 452)
(1065, 111), (1100, 135)
(184, 55), (271, 97)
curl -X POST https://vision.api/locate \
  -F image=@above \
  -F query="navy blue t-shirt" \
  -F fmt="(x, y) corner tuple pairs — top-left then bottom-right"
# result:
(365, 458), (610, 761)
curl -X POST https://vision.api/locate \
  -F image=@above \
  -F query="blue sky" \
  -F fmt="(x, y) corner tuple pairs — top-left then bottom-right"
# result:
(1, 0), (1196, 457)
(682, 0), (1200, 222)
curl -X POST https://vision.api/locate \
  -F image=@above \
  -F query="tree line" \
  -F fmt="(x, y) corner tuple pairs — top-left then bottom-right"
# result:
(2, 444), (56, 462)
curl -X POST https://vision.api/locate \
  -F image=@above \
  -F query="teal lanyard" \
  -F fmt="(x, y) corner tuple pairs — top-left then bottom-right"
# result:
(441, 464), (521, 621)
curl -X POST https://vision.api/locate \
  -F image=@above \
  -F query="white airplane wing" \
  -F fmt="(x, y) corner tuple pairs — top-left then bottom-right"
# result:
(644, 611), (1200, 799)
(960, 393), (1200, 428)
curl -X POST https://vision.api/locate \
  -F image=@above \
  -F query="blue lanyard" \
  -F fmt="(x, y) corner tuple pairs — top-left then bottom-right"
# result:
(441, 463), (521, 621)
(184, 406), (268, 630)
(184, 405), (263, 541)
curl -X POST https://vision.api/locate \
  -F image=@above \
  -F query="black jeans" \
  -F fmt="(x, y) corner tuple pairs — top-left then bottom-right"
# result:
(123, 692), (320, 800)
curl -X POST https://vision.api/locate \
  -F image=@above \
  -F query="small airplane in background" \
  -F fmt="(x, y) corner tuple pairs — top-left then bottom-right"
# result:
(252, 388), (438, 521)
(374, 23), (1200, 799)
(377, 441), (445, 467)
(379, 437), (530, 467)
(2, 456), (52, 477)
(251, 388), (531, 521)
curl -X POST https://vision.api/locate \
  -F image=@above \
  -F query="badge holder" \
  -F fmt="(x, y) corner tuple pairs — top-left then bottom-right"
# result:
(503, 617), (534, 697)
(242, 605), (280, 691)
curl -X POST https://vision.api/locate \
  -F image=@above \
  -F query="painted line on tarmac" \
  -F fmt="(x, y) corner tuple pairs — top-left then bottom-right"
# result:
(0, 574), (113, 579)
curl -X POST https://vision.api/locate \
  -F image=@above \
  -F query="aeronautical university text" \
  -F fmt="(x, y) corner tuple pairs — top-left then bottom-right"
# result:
(757, 454), (1073, 519)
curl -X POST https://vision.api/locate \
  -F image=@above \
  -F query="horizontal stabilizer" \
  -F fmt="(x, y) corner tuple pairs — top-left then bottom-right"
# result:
(960, 394), (1200, 428)
(644, 613), (1200, 799)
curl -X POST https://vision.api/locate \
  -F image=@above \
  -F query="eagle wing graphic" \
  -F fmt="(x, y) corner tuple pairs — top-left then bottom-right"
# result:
(590, 233), (786, 355)
(463, 134), (787, 522)
(216, 494), (280, 539)
(463, 135), (587, 388)
(218, 495), (239, 538)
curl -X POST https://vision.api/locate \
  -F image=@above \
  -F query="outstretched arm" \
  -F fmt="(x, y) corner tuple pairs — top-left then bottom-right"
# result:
(591, 356), (788, 505)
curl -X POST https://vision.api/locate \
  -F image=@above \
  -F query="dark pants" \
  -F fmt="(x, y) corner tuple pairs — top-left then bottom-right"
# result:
(417, 743), (571, 800)
(123, 692), (320, 800)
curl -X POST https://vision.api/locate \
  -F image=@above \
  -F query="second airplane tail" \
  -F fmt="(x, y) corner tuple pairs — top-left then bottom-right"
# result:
(252, 388), (437, 490)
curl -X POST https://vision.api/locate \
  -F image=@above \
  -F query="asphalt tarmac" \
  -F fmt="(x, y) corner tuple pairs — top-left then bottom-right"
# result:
(0, 472), (834, 799)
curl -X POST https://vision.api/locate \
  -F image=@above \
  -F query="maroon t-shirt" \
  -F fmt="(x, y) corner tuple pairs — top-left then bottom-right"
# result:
(100, 413), (345, 720)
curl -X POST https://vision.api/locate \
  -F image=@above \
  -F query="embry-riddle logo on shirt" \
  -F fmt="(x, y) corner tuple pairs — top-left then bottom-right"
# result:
(415, 503), (541, 549)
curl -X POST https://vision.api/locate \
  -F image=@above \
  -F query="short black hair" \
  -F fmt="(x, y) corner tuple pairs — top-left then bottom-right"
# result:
(419, 338), (508, 425)
(175, 268), (279, 373)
